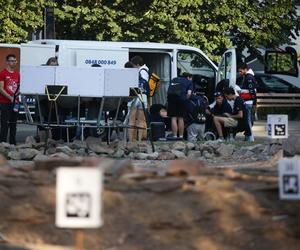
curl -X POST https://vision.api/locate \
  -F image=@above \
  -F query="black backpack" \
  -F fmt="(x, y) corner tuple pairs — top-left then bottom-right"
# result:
(167, 78), (183, 99)
(188, 97), (207, 124)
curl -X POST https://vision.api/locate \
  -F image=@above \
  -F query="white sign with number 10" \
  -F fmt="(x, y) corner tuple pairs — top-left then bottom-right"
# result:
(279, 157), (300, 200)
(56, 167), (103, 228)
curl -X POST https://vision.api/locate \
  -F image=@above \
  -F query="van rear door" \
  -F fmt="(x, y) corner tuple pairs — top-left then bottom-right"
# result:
(265, 47), (299, 77)
(217, 48), (237, 86)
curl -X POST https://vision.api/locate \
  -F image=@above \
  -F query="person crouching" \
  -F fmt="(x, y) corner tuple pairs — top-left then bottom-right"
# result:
(185, 89), (208, 142)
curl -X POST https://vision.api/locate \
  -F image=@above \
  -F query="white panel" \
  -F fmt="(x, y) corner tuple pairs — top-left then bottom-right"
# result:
(55, 67), (104, 97)
(76, 48), (128, 68)
(20, 66), (55, 94)
(20, 44), (56, 66)
(20, 66), (138, 97)
(104, 68), (139, 96)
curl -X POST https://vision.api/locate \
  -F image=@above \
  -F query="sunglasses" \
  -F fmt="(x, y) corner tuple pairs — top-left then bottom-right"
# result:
(7, 59), (17, 62)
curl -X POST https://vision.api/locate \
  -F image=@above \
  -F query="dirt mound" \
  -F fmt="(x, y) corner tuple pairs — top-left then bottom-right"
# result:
(0, 156), (300, 250)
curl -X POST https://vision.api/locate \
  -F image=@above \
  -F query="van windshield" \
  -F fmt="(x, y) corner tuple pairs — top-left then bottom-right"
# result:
(177, 50), (215, 100)
(177, 51), (215, 78)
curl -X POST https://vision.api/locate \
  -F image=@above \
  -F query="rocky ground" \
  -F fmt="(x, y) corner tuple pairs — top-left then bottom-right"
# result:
(0, 135), (283, 162)
(0, 135), (300, 250)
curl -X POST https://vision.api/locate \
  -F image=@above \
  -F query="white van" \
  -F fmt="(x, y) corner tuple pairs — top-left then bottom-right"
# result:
(20, 40), (222, 104)
(1, 40), (297, 104)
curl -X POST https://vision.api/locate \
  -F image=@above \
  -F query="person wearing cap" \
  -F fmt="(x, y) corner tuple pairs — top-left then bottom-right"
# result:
(213, 87), (251, 142)
(208, 92), (232, 117)
(206, 92), (232, 138)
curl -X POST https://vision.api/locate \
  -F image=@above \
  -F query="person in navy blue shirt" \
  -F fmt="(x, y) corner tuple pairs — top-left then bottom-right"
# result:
(209, 92), (232, 117)
(213, 87), (251, 142)
(167, 72), (193, 139)
(185, 91), (208, 141)
(206, 92), (232, 135)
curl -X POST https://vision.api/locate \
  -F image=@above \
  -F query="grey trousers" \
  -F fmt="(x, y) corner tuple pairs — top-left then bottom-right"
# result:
(187, 123), (205, 142)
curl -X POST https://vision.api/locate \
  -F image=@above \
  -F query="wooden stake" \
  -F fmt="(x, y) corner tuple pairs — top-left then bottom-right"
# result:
(75, 229), (84, 250)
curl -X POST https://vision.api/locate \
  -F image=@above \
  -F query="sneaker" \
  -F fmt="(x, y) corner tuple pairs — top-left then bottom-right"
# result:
(249, 135), (254, 142)
(244, 135), (254, 142)
(166, 134), (178, 141)
(225, 133), (235, 142)
(227, 136), (235, 142)
(216, 138), (225, 142)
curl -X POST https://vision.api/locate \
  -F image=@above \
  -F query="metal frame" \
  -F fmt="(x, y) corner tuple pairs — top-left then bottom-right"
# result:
(21, 93), (150, 145)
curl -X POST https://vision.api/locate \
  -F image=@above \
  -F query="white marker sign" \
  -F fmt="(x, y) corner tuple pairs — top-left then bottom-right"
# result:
(267, 114), (288, 139)
(56, 167), (103, 228)
(278, 157), (300, 200)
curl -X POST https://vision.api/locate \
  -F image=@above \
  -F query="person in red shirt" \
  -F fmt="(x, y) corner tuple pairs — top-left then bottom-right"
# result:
(0, 54), (20, 144)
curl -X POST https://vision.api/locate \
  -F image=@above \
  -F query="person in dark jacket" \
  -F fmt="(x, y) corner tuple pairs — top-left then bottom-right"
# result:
(238, 62), (256, 142)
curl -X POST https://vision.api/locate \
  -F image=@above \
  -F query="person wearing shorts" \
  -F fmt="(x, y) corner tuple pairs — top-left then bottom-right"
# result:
(213, 87), (246, 142)
(223, 117), (238, 127)
(167, 73), (193, 139)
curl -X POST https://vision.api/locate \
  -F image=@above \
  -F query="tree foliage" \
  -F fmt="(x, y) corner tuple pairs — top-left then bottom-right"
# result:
(54, 0), (300, 60)
(0, 0), (45, 43)
(0, 0), (299, 60)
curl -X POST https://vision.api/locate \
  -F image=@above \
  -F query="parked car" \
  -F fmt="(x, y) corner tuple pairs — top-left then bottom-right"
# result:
(237, 73), (300, 93)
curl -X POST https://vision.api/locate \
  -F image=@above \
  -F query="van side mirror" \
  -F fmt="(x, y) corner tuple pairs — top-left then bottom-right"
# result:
(265, 48), (298, 77)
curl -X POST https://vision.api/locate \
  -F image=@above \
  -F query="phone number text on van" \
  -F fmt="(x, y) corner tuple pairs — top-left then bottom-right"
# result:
(85, 59), (117, 65)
